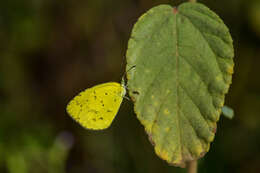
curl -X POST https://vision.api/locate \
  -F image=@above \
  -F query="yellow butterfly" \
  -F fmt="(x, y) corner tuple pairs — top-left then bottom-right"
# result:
(66, 82), (126, 130)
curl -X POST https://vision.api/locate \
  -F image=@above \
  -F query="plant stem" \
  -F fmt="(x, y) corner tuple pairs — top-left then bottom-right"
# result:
(189, 0), (197, 2)
(187, 160), (197, 173)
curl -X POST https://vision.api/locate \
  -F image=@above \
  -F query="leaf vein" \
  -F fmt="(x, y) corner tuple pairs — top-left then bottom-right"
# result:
(180, 9), (230, 45)
(179, 14), (226, 92)
(179, 84), (211, 137)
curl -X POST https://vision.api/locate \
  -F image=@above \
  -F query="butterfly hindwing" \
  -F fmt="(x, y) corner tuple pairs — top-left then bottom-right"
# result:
(67, 82), (125, 130)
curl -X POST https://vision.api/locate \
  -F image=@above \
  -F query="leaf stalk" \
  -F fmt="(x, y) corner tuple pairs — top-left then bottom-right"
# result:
(187, 160), (197, 173)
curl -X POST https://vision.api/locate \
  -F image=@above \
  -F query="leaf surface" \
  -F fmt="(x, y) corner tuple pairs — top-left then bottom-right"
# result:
(126, 2), (234, 167)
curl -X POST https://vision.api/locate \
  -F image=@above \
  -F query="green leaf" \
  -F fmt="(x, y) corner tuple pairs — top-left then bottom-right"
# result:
(222, 105), (234, 119)
(126, 2), (234, 167)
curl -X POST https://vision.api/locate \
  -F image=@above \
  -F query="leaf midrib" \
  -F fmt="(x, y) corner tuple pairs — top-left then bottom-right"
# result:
(174, 12), (183, 161)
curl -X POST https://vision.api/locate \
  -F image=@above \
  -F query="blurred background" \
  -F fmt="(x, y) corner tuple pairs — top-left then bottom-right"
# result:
(0, 0), (259, 172)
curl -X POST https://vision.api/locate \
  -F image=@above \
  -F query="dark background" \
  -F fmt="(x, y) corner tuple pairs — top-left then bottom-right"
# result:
(0, 0), (260, 172)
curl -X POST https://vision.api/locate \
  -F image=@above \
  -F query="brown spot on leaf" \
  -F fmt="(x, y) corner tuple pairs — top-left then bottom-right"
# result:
(173, 7), (178, 14)
(212, 127), (217, 133)
(199, 152), (207, 158)
(147, 132), (155, 146)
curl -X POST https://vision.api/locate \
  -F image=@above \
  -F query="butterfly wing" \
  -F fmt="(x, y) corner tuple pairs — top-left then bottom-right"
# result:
(66, 82), (125, 130)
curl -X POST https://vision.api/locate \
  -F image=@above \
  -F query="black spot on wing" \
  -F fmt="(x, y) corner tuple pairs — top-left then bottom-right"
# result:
(100, 100), (104, 107)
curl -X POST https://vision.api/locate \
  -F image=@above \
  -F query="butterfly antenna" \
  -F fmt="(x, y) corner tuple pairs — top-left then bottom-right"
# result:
(119, 55), (127, 80)
(121, 65), (136, 87)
